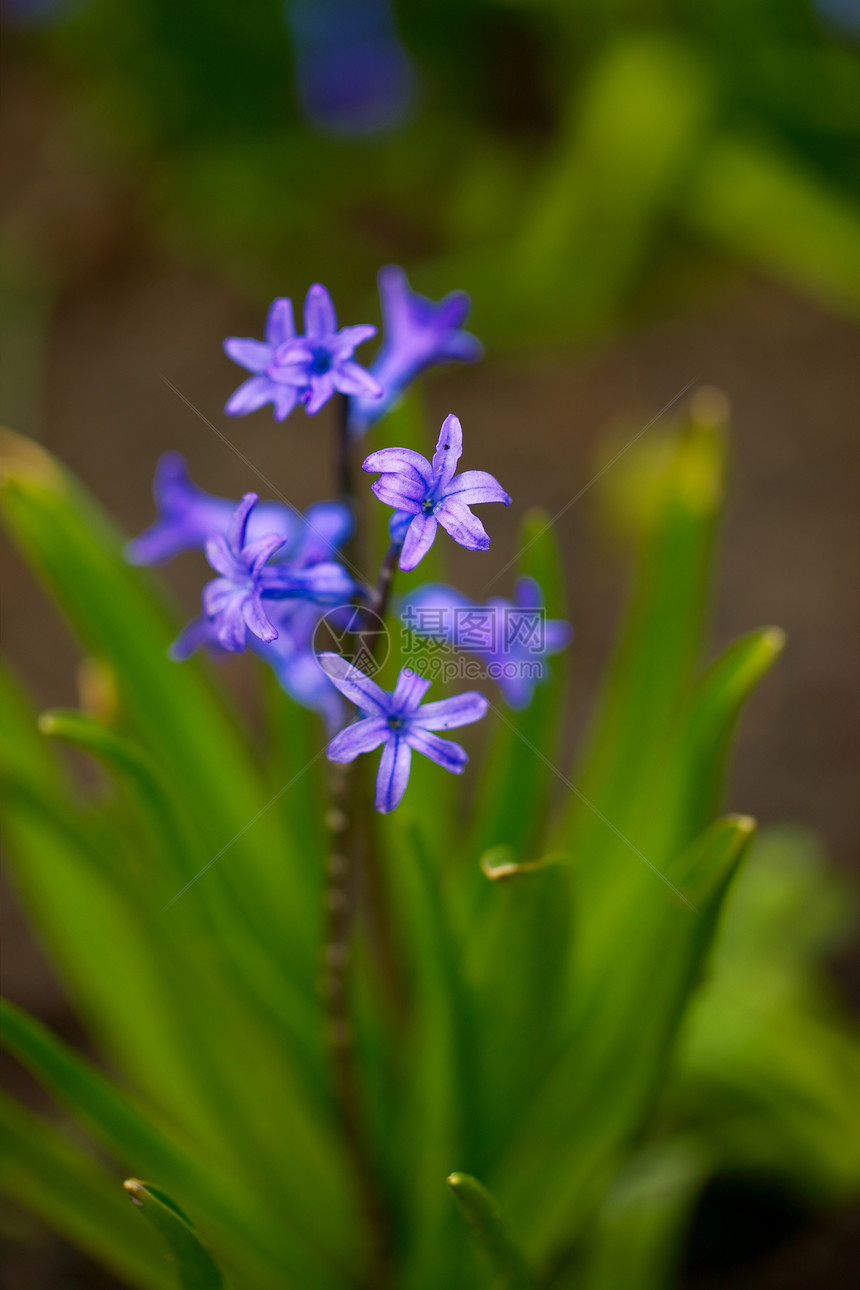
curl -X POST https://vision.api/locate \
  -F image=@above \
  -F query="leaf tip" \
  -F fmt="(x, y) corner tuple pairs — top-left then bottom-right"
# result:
(123, 1178), (145, 1207)
(761, 626), (787, 657)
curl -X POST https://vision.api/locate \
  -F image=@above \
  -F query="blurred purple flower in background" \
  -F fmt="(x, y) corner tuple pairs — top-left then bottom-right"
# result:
(321, 655), (488, 812)
(363, 413), (510, 570)
(126, 453), (352, 566)
(287, 0), (415, 136)
(348, 266), (483, 438)
(401, 576), (573, 709)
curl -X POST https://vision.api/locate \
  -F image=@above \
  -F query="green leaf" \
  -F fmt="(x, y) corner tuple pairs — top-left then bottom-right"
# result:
(0, 429), (313, 976)
(124, 1179), (224, 1290)
(464, 853), (573, 1155)
(0, 1092), (171, 1290)
(497, 816), (754, 1261)
(447, 1172), (531, 1290)
(578, 1140), (708, 1290)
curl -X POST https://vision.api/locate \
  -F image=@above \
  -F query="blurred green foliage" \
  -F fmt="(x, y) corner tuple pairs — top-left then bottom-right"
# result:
(0, 404), (857, 1288)
(2, 0), (859, 337)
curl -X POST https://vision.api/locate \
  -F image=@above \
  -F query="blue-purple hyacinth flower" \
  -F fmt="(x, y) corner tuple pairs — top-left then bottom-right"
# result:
(199, 494), (356, 652)
(348, 266), (482, 438)
(402, 577), (572, 709)
(126, 453), (352, 567)
(322, 654), (488, 813)
(362, 413), (510, 571)
(224, 285), (382, 419)
(268, 284), (383, 415)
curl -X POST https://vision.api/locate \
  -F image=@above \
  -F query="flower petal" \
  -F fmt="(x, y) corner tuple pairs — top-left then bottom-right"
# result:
(272, 338), (315, 366)
(405, 726), (468, 773)
(443, 469), (511, 507)
(434, 498), (490, 551)
(306, 373), (336, 415)
(243, 594), (278, 644)
(273, 384), (301, 421)
(431, 413), (463, 489)
(334, 324), (377, 352)
(204, 534), (244, 580)
(223, 338), (271, 373)
(333, 361), (383, 399)
(228, 494), (258, 552)
(399, 513), (438, 571)
(371, 474), (424, 512)
(389, 509), (414, 544)
(281, 561), (356, 603)
(544, 620), (574, 654)
(225, 375), (275, 416)
(265, 297), (295, 348)
(170, 615), (220, 662)
(411, 691), (489, 730)
(327, 716), (390, 762)
(304, 283), (337, 338)
(375, 737), (412, 813)
(214, 593), (250, 652)
(243, 534), (285, 575)
(318, 653), (390, 715)
(392, 667), (432, 712)
(362, 447), (433, 488)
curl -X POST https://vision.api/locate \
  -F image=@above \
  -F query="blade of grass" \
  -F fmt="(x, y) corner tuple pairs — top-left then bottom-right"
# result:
(123, 1179), (224, 1290)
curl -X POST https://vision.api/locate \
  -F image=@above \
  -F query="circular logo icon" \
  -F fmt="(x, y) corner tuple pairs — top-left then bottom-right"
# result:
(313, 604), (390, 678)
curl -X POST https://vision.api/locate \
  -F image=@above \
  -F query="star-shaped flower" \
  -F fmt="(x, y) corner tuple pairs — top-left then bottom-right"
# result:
(348, 265), (482, 438)
(268, 284), (383, 415)
(401, 577), (573, 709)
(199, 494), (357, 653)
(321, 655), (489, 813)
(223, 297), (303, 421)
(362, 413), (511, 571)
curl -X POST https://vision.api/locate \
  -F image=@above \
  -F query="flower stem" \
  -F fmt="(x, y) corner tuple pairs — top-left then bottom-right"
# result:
(323, 766), (393, 1287)
(367, 540), (402, 657)
(336, 393), (353, 504)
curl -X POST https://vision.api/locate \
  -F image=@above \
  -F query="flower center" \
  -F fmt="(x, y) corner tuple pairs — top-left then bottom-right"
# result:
(387, 715), (405, 731)
(421, 497), (436, 516)
(311, 347), (332, 376)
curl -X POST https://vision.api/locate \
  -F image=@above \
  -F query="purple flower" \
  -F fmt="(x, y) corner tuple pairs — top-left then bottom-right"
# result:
(348, 266), (482, 437)
(362, 413), (511, 571)
(126, 453), (352, 568)
(198, 494), (357, 652)
(268, 284), (383, 415)
(321, 654), (489, 813)
(401, 577), (572, 709)
(224, 297), (304, 421)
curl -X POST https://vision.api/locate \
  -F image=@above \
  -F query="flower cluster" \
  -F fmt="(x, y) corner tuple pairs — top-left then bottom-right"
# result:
(224, 267), (480, 430)
(130, 274), (570, 811)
